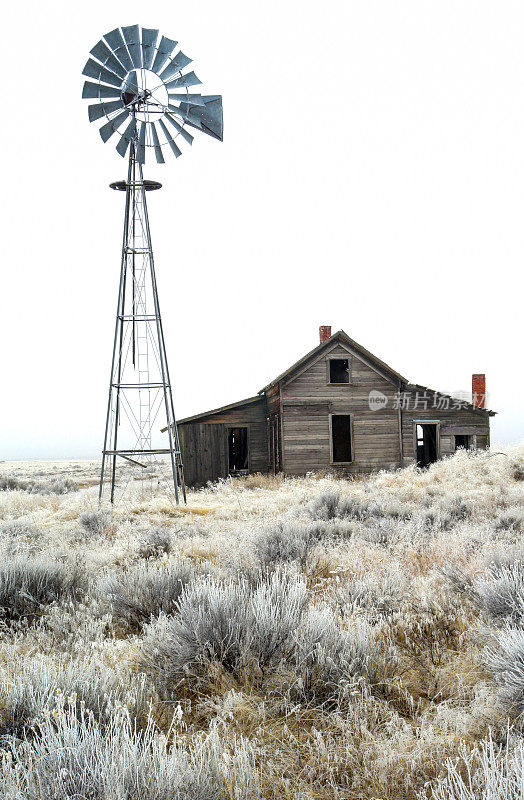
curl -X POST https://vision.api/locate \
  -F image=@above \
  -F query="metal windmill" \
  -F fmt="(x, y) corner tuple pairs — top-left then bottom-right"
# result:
(82, 25), (223, 504)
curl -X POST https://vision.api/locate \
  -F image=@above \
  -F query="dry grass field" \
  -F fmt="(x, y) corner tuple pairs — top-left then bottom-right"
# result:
(0, 446), (523, 799)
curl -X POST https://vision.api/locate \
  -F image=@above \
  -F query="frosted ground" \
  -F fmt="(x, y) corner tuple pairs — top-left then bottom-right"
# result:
(0, 447), (523, 799)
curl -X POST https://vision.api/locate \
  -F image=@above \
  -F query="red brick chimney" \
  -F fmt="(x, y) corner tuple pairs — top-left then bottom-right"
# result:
(472, 374), (486, 408)
(319, 325), (332, 344)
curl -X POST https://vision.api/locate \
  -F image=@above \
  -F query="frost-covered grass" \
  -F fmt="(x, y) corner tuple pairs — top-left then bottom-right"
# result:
(0, 445), (523, 799)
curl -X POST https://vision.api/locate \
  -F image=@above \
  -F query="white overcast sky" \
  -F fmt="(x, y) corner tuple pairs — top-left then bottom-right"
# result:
(1, 1), (523, 460)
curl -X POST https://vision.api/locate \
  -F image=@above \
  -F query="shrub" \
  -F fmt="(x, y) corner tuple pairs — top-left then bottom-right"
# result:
(495, 509), (524, 533)
(309, 491), (370, 521)
(101, 560), (194, 633)
(308, 491), (411, 523)
(0, 702), (260, 800)
(0, 556), (84, 625)
(443, 558), (524, 626)
(138, 527), (173, 559)
(0, 656), (149, 740)
(419, 732), (524, 800)
(471, 562), (524, 625)
(0, 476), (76, 494)
(79, 511), (111, 536)
(293, 607), (397, 704)
(330, 570), (405, 621)
(484, 628), (524, 719)
(141, 571), (307, 696)
(253, 520), (352, 570)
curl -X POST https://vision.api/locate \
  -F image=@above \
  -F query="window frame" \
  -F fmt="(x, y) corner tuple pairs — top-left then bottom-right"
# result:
(329, 413), (354, 465)
(326, 354), (352, 385)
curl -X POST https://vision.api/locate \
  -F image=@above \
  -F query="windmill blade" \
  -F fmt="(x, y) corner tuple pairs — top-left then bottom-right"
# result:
(104, 28), (134, 72)
(90, 39), (127, 78)
(122, 25), (142, 68)
(150, 122), (165, 164)
(159, 51), (192, 81)
(116, 118), (137, 158)
(141, 28), (158, 69)
(177, 95), (223, 141)
(82, 58), (122, 88)
(168, 92), (206, 106)
(121, 72), (139, 106)
(164, 113), (194, 145)
(99, 110), (129, 143)
(159, 119), (182, 158)
(88, 99), (125, 122)
(82, 81), (121, 100)
(164, 71), (202, 90)
(151, 36), (178, 74)
(136, 121), (147, 164)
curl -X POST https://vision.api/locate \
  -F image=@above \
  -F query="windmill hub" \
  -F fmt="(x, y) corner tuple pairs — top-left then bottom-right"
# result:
(121, 69), (168, 121)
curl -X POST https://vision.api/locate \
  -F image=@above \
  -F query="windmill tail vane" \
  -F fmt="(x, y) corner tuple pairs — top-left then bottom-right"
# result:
(83, 25), (223, 504)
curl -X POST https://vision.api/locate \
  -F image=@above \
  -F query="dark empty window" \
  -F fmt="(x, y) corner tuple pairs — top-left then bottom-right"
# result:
(228, 427), (248, 472)
(329, 359), (349, 384)
(455, 434), (470, 450)
(331, 415), (352, 462)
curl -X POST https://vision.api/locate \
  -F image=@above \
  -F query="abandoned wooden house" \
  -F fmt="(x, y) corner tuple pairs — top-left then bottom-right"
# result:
(168, 327), (495, 486)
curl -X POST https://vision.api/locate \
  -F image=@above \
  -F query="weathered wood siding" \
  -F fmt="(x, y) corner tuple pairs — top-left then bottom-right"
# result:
(178, 423), (228, 487)
(178, 397), (269, 485)
(280, 343), (402, 475)
(401, 389), (490, 464)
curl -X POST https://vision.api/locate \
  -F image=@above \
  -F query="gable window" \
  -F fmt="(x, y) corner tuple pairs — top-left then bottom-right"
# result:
(329, 358), (350, 384)
(330, 414), (353, 463)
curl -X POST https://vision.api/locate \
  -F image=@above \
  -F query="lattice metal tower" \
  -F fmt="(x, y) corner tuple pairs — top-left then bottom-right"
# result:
(81, 25), (223, 503)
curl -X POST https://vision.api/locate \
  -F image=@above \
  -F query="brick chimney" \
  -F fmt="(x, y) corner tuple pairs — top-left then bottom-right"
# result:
(319, 325), (332, 344)
(472, 374), (486, 408)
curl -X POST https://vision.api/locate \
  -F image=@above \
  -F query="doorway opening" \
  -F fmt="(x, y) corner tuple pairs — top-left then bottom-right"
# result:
(416, 423), (438, 468)
(331, 414), (353, 463)
(228, 427), (248, 473)
(455, 434), (470, 451)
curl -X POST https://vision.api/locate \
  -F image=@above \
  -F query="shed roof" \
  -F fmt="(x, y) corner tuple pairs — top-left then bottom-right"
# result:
(162, 395), (264, 429)
(405, 383), (496, 417)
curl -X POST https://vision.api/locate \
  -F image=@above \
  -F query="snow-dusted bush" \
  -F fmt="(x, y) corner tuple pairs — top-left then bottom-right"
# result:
(329, 569), (405, 620)
(293, 606), (397, 704)
(253, 520), (352, 570)
(137, 526), (173, 559)
(0, 556), (84, 625)
(0, 702), (260, 800)
(141, 571), (307, 695)
(495, 508), (524, 533)
(485, 628), (524, 719)
(101, 560), (194, 633)
(471, 562), (524, 625)
(420, 732), (523, 800)
(0, 476), (76, 495)
(0, 655), (149, 740)
(308, 490), (411, 523)
(79, 510), (111, 536)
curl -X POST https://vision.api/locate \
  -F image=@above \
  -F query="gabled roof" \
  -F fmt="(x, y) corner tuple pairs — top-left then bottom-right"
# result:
(162, 395), (263, 429)
(259, 329), (408, 393)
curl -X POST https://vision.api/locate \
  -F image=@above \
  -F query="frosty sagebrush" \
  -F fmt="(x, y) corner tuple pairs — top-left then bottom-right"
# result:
(0, 555), (84, 625)
(0, 445), (523, 800)
(0, 701), (259, 800)
(140, 569), (396, 703)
